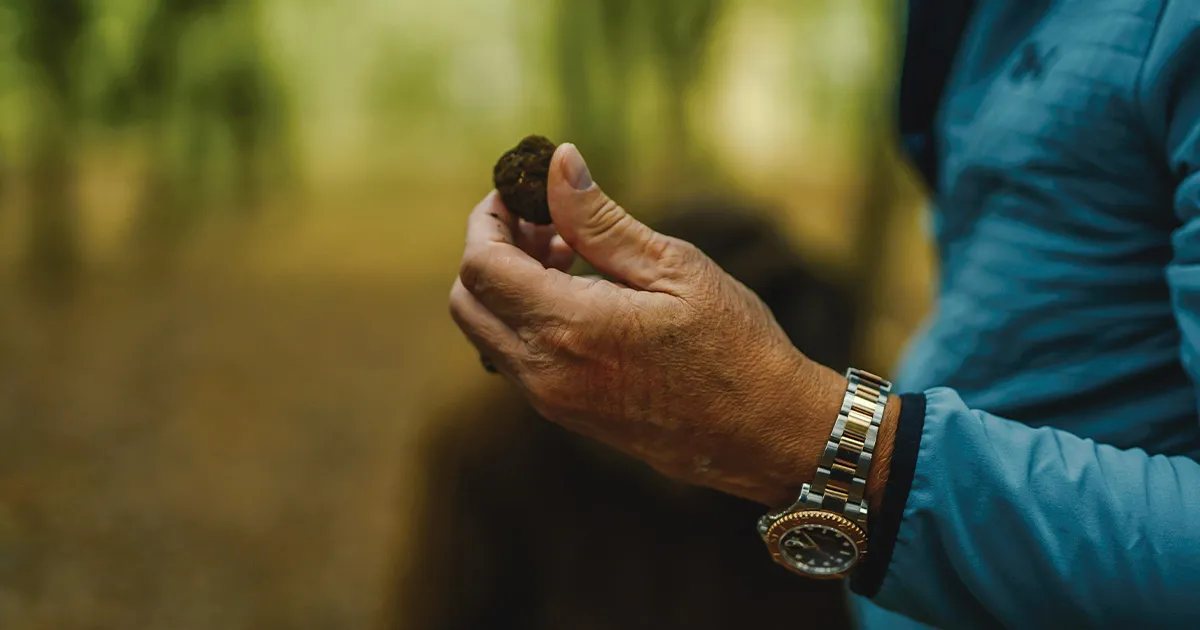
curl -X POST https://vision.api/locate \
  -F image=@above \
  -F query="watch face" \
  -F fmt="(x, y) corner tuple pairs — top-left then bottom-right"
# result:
(778, 523), (859, 576)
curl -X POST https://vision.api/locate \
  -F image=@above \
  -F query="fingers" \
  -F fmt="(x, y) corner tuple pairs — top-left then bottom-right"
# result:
(466, 190), (519, 249)
(546, 143), (704, 294)
(575, 273), (629, 290)
(515, 222), (576, 272)
(448, 278), (525, 375)
(474, 190), (574, 272)
(544, 234), (576, 272)
(515, 222), (555, 259)
(462, 192), (563, 325)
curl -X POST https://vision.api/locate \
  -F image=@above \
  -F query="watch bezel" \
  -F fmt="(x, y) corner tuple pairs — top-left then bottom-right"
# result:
(762, 509), (867, 579)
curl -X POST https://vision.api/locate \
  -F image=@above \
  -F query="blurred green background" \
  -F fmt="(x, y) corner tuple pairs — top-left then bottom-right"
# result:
(0, 0), (933, 628)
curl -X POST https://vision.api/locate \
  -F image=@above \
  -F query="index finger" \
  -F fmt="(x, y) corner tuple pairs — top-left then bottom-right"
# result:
(466, 190), (519, 248)
(460, 191), (558, 323)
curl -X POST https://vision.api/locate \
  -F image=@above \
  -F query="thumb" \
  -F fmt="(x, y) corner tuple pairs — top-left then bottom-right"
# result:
(548, 143), (701, 292)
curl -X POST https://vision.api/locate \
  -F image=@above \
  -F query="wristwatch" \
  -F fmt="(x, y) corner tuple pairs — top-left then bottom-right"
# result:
(757, 367), (891, 578)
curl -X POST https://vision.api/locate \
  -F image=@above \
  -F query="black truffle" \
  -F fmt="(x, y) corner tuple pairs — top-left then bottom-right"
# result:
(493, 135), (557, 225)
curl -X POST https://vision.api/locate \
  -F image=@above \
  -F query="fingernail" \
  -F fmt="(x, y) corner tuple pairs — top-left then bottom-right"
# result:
(561, 143), (593, 190)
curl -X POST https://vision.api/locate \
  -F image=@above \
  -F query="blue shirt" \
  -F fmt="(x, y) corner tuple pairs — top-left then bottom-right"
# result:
(850, 1), (1200, 627)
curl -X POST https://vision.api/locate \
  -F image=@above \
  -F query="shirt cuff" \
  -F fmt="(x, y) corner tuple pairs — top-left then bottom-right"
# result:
(849, 392), (927, 597)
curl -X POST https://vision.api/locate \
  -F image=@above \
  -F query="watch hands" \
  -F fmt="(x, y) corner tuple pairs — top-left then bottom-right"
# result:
(784, 532), (818, 549)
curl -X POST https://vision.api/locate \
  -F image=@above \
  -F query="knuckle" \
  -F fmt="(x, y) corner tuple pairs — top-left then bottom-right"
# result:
(447, 286), (469, 324)
(460, 246), (519, 297)
(523, 293), (591, 357)
(458, 248), (491, 293)
(651, 236), (696, 273)
(546, 322), (580, 354)
(527, 319), (577, 357)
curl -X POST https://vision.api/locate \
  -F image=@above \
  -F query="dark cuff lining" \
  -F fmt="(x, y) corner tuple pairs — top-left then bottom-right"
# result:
(849, 392), (927, 598)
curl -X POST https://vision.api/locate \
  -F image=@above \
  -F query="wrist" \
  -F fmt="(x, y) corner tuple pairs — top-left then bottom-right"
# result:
(758, 359), (900, 517)
(755, 364), (900, 579)
(868, 391), (901, 516)
(750, 356), (843, 507)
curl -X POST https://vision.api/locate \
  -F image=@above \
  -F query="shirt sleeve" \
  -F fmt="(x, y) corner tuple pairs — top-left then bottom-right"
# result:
(852, 388), (1200, 628)
(845, 6), (1200, 628)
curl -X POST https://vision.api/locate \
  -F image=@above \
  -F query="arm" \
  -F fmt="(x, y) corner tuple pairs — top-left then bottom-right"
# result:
(851, 7), (1200, 627)
(448, 22), (1200, 622)
(853, 389), (1200, 627)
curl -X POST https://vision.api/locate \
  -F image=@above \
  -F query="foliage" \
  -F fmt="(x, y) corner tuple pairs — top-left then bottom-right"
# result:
(1, 0), (294, 291)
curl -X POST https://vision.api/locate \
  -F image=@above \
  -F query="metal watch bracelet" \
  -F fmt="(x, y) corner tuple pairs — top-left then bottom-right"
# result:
(759, 367), (891, 530)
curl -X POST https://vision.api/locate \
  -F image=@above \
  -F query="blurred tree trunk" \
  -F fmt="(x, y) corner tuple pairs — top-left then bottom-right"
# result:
(850, 128), (901, 370)
(127, 0), (289, 270)
(21, 0), (88, 299)
(555, 0), (724, 197)
(135, 82), (215, 260)
(218, 0), (293, 214)
(850, 2), (907, 371)
(554, 0), (637, 199)
(0, 148), (7, 213)
(129, 0), (219, 264)
(28, 105), (79, 297)
(645, 0), (723, 183)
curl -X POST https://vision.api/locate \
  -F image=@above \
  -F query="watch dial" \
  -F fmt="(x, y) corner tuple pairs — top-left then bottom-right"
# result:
(778, 523), (858, 575)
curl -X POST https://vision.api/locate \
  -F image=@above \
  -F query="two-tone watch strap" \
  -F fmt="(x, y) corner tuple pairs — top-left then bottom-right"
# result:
(803, 368), (891, 527)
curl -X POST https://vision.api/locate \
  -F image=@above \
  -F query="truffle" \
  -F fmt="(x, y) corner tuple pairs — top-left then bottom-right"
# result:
(493, 135), (557, 225)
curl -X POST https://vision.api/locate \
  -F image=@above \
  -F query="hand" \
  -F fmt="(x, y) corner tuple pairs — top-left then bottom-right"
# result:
(449, 143), (889, 507)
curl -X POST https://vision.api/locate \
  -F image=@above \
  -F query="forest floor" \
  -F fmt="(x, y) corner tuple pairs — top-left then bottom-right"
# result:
(0, 192), (484, 629)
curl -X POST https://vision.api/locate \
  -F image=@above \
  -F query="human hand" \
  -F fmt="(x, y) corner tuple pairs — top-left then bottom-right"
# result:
(449, 143), (866, 506)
